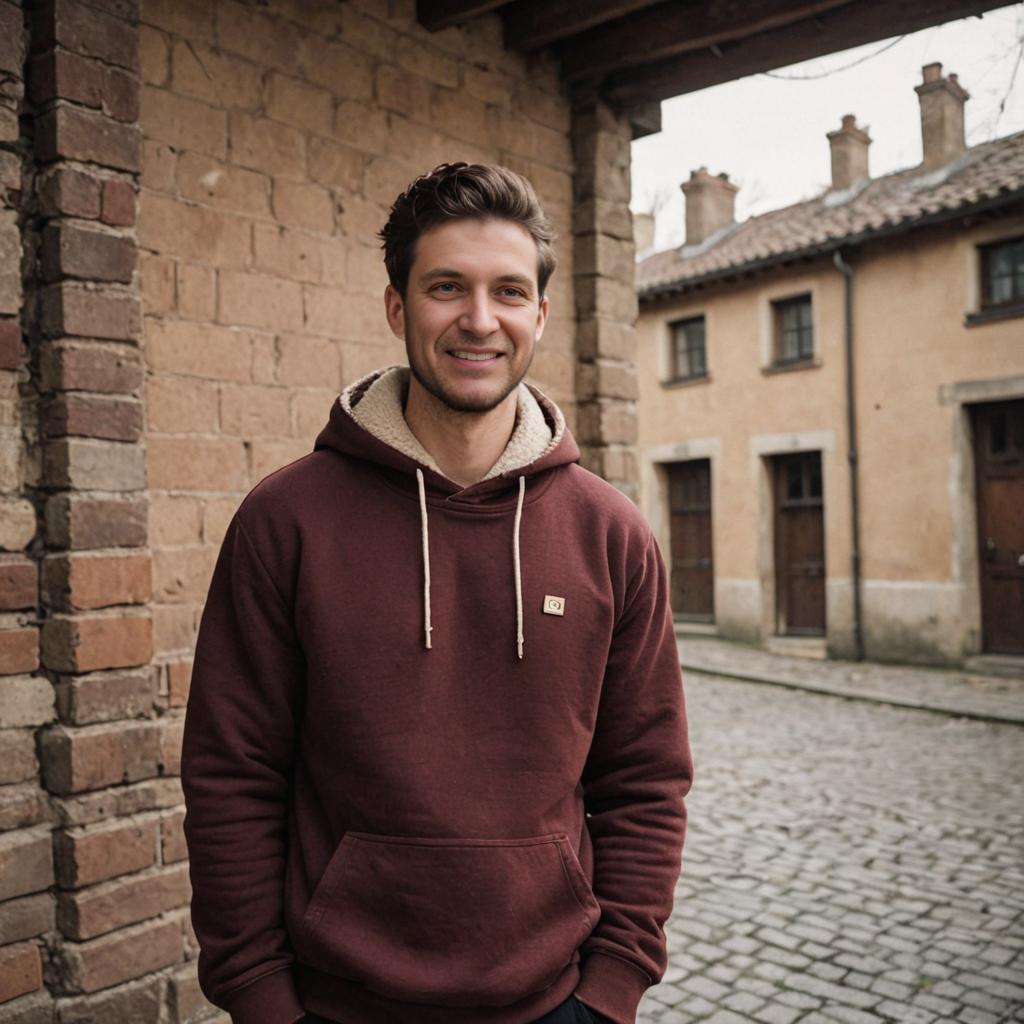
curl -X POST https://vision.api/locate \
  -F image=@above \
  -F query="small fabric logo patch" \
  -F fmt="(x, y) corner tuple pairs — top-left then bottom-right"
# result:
(543, 595), (566, 616)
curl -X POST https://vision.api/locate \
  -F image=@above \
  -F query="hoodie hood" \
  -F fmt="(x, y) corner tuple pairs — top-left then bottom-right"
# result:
(313, 366), (582, 659)
(313, 366), (580, 500)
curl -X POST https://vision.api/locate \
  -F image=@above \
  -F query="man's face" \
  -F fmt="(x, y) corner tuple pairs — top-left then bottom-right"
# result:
(384, 218), (549, 415)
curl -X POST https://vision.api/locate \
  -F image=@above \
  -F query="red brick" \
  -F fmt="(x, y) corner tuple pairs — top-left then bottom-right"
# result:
(41, 718), (163, 796)
(37, 167), (102, 219)
(41, 283), (140, 342)
(160, 715), (182, 775)
(0, 319), (22, 370)
(45, 494), (148, 550)
(29, 49), (139, 122)
(0, 829), (54, 902)
(164, 659), (189, 708)
(42, 437), (146, 491)
(0, 556), (36, 610)
(53, 817), (158, 888)
(55, 667), (157, 725)
(0, 628), (39, 675)
(57, 976), (164, 1023)
(33, 0), (140, 73)
(101, 179), (135, 226)
(41, 613), (152, 674)
(41, 223), (135, 284)
(0, 3), (26, 78)
(57, 864), (190, 940)
(0, 730), (39, 785)
(0, 784), (48, 831)
(35, 105), (142, 172)
(42, 552), (151, 611)
(160, 809), (186, 864)
(0, 894), (54, 946)
(41, 393), (144, 442)
(58, 915), (182, 994)
(0, 941), (42, 1003)
(40, 339), (144, 394)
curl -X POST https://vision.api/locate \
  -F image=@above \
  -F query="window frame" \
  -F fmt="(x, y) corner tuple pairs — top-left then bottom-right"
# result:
(771, 293), (815, 368)
(980, 234), (1024, 310)
(666, 314), (708, 385)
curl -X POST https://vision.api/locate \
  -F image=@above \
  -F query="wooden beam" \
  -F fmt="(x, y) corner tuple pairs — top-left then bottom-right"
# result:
(416, 0), (508, 32)
(502, 0), (665, 51)
(629, 101), (663, 139)
(561, 0), (854, 81)
(604, 0), (1010, 107)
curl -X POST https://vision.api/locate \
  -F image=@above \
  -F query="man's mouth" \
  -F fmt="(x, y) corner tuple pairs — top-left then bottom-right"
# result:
(449, 350), (502, 362)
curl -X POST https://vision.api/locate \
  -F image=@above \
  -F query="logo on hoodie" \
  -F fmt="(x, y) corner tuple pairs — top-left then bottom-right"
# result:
(543, 595), (566, 616)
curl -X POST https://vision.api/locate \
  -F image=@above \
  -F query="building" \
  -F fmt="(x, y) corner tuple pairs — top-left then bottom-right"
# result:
(636, 63), (1024, 667)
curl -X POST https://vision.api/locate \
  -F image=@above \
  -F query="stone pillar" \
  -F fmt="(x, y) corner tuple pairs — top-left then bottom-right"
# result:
(571, 95), (639, 501)
(827, 114), (871, 190)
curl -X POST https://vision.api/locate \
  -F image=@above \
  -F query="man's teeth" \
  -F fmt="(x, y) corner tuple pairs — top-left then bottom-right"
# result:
(451, 351), (497, 361)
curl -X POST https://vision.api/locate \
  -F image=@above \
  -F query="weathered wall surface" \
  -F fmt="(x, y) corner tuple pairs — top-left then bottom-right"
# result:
(636, 215), (1024, 665)
(0, 1), (580, 1021)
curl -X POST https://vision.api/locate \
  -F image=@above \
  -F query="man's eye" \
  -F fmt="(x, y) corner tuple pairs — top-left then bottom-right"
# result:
(433, 282), (459, 294)
(500, 287), (526, 298)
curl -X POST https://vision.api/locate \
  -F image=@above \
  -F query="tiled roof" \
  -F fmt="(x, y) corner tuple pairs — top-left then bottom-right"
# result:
(637, 130), (1024, 299)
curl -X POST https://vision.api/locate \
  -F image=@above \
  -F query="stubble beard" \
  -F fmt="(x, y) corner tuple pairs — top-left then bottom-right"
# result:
(406, 342), (534, 416)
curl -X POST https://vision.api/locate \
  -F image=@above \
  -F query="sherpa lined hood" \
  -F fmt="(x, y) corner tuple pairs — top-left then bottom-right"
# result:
(314, 365), (580, 496)
(314, 366), (582, 659)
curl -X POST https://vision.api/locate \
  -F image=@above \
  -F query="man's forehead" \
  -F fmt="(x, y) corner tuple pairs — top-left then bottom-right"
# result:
(411, 218), (541, 279)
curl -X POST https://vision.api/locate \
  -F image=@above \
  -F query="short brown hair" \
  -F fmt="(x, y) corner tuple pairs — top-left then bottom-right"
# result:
(378, 162), (557, 298)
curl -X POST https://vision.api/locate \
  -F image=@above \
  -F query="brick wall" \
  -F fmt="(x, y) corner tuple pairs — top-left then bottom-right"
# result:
(138, 0), (576, 700)
(1, 1), (578, 1022)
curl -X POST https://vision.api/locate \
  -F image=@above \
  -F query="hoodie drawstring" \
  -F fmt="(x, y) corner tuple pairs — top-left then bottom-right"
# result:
(513, 475), (526, 660)
(414, 469), (527, 660)
(416, 468), (432, 650)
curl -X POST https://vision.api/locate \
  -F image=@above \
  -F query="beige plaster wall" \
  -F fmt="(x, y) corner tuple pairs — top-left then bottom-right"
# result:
(637, 212), (1024, 664)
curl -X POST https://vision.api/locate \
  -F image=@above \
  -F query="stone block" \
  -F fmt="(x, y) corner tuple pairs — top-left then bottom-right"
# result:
(41, 223), (135, 283)
(41, 551), (151, 611)
(42, 438), (146, 491)
(0, 319), (22, 370)
(0, 674), (54, 726)
(35, 105), (141, 172)
(141, 85), (226, 159)
(41, 393), (144, 442)
(44, 494), (148, 550)
(101, 179), (135, 227)
(41, 283), (140, 342)
(39, 339), (144, 394)
(146, 437), (246, 492)
(33, 0), (139, 72)
(0, 828), (54, 902)
(0, 628), (39, 675)
(0, 556), (37, 610)
(0, 893), (55, 946)
(37, 167), (102, 219)
(0, 941), (42, 1003)
(54, 666), (157, 725)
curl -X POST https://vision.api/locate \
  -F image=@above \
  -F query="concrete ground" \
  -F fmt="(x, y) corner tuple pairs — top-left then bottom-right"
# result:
(643, 639), (1024, 1024)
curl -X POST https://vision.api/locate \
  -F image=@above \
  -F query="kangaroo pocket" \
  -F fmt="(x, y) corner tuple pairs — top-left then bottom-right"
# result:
(298, 831), (601, 1007)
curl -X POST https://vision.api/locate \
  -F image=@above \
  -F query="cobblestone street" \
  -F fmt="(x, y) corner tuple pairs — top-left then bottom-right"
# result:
(643, 671), (1024, 1024)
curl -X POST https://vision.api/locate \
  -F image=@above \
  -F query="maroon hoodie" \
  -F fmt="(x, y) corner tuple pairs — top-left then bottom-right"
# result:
(181, 368), (693, 1024)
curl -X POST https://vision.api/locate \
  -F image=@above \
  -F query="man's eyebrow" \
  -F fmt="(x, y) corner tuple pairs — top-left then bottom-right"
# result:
(417, 269), (536, 291)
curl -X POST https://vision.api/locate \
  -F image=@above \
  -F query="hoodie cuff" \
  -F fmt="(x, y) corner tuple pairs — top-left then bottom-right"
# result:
(223, 967), (305, 1024)
(575, 951), (651, 1024)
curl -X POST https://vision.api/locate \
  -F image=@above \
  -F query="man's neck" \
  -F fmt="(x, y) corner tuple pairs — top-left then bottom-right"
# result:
(403, 377), (518, 488)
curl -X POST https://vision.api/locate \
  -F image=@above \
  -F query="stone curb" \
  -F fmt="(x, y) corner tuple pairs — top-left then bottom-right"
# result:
(678, 655), (1024, 727)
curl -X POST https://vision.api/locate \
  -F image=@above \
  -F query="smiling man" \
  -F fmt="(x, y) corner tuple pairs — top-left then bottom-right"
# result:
(181, 163), (693, 1024)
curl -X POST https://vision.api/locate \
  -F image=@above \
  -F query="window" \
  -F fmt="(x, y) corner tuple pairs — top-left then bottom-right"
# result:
(668, 316), (707, 382)
(772, 294), (814, 366)
(981, 236), (1024, 309)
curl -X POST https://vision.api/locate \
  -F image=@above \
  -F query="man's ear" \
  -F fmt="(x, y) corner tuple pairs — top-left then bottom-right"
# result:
(534, 294), (550, 342)
(384, 284), (405, 339)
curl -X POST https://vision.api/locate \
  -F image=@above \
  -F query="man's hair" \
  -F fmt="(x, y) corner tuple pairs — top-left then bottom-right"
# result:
(378, 162), (557, 299)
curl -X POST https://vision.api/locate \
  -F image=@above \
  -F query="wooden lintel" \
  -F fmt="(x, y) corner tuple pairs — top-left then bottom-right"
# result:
(605, 0), (1011, 107)
(502, 0), (664, 52)
(629, 101), (663, 140)
(561, 0), (854, 81)
(416, 0), (509, 32)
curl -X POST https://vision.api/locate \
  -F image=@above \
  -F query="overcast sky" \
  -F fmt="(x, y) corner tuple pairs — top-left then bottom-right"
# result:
(631, 3), (1024, 250)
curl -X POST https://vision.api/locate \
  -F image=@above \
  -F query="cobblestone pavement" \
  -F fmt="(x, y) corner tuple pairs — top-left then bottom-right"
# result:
(642, 671), (1024, 1024)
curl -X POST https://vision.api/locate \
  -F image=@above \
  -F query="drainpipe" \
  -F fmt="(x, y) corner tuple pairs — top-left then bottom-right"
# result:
(833, 248), (865, 661)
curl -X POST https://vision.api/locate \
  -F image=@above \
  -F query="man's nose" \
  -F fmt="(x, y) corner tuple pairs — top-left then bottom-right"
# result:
(458, 290), (499, 337)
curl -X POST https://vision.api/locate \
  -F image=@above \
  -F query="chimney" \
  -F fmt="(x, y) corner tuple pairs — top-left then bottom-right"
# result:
(915, 62), (969, 171)
(827, 114), (871, 190)
(633, 211), (655, 256)
(681, 167), (737, 246)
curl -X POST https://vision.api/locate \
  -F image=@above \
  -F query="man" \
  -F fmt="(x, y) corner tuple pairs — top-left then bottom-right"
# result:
(181, 163), (693, 1024)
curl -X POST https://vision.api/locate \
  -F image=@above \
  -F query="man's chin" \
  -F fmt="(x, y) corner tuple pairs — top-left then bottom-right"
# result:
(412, 368), (521, 416)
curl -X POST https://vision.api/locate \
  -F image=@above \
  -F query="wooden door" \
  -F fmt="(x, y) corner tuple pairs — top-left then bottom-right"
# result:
(667, 460), (714, 621)
(973, 400), (1024, 654)
(774, 452), (826, 635)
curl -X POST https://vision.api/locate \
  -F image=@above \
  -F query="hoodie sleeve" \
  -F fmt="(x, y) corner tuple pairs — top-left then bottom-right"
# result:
(574, 532), (694, 1024)
(180, 513), (307, 1024)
